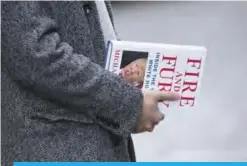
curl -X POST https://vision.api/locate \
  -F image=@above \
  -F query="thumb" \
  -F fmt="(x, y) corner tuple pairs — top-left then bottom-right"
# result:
(152, 111), (165, 124)
(153, 91), (180, 102)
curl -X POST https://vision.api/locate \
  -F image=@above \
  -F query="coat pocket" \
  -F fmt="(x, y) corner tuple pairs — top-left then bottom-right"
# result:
(30, 107), (95, 124)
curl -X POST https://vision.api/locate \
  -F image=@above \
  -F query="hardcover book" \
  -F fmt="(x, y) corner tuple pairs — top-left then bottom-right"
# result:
(105, 40), (207, 111)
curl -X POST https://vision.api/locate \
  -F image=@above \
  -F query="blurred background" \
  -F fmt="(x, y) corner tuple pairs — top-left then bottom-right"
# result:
(111, 1), (247, 161)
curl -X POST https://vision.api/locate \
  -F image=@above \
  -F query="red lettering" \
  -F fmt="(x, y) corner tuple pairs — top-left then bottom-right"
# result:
(180, 96), (195, 107)
(160, 56), (177, 78)
(162, 101), (169, 108)
(175, 71), (183, 79)
(175, 72), (182, 85)
(158, 82), (172, 91)
(187, 58), (202, 69)
(163, 56), (177, 65)
(113, 57), (119, 68)
(175, 79), (181, 85)
(184, 71), (200, 77)
(182, 81), (198, 93)
(177, 58), (202, 108)
(174, 85), (180, 92)
(115, 50), (120, 56)
(160, 68), (175, 78)
(112, 50), (121, 73)
(174, 72), (182, 92)
(158, 56), (177, 92)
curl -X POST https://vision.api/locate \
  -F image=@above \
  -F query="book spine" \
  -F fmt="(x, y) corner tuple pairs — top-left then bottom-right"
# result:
(104, 40), (113, 70)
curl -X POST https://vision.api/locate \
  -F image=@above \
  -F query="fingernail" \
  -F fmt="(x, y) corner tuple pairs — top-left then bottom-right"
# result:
(176, 93), (181, 98)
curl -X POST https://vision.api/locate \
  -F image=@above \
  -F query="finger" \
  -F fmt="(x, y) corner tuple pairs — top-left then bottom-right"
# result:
(136, 125), (145, 133)
(153, 91), (180, 102)
(145, 123), (153, 132)
(152, 111), (164, 124)
(147, 126), (154, 132)
(148, 127), (154, 132)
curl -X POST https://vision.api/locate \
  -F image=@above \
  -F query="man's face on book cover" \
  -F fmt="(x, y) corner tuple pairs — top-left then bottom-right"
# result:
(120, 58), (147, 83)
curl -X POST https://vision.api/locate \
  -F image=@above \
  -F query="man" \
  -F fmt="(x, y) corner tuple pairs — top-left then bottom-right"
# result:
(118, 58), (147, 89)
(1, 1), (179, 164)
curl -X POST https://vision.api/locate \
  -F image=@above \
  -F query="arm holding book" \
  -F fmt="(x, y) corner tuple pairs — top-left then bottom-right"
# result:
(2, 3), (143, 137)
(2, 2), (179, 137)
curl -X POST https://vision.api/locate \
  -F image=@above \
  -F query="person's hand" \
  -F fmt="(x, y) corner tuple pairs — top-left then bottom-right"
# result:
(135, 91), (180, 133)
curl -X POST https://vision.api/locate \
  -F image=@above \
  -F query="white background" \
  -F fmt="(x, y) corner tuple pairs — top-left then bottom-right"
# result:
(111, 1), (247, 161)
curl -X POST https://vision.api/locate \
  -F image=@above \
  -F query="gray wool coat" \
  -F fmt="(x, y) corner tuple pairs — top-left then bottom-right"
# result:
(1, 1), (143, 164)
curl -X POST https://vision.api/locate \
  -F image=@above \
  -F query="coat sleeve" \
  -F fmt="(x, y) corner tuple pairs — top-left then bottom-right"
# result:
(1, 2), (143, 137)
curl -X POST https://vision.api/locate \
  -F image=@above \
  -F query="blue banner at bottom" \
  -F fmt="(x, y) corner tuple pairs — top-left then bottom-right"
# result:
(13, 162), (247, 166)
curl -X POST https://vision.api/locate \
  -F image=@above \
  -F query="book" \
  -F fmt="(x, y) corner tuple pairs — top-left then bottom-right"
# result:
(105, 40), (207, 111)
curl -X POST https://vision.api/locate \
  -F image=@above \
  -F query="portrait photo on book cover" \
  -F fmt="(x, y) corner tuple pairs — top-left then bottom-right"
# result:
(119, 50), (148, 89)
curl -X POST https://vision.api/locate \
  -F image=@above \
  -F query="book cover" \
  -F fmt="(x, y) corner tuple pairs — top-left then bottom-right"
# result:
(105, 40), (207, 111)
